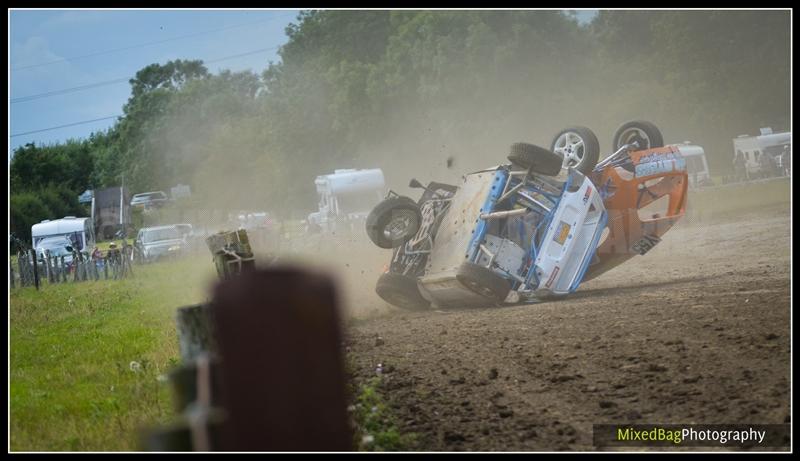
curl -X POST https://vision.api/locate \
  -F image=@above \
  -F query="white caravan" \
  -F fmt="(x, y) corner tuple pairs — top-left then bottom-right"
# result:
(31, 217), (96, 253)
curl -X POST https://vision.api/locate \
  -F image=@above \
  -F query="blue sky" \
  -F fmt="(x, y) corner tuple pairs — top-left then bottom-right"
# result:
(9, 9), (300, 156)
(9, 9), (597, 158)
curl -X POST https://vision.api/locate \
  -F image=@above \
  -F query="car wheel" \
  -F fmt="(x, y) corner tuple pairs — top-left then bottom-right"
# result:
(551, 126), (601, 175)
(366, 196), (422, 249)
(612, 120), (664, 152)
(456, 262), (512, 303)
(507, 142), (563, 176)
(375, 272), (430, 311)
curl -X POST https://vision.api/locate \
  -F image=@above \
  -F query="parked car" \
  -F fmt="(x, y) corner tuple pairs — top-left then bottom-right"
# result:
(173, 223), (194, 240)
(236, 212), (274, 231)
(132, 225), (187, 263)
(366, 120), (689, 310)
(130, 191), (169, 210)
(35, 236), (76, 270)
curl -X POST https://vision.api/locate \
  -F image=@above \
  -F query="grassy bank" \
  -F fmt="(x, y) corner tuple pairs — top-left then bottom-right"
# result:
(10, 256), (216, 451)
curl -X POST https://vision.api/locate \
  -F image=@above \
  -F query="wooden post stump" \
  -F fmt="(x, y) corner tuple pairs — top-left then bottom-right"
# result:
(205, 229), (256, 280)
(210, 267), (351, 451)
(175, 304), (217, 363)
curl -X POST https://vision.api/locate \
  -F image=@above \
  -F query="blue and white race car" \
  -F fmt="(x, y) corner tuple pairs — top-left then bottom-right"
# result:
(366, 122), (689, 310)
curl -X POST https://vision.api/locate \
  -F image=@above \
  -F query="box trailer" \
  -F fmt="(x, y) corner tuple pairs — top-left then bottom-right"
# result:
(93, 186), (131, 239)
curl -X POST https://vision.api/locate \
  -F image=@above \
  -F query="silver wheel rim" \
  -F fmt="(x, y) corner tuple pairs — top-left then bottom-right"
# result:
(383, 210), (416, 240)
(554, 132), (586, 169)
(619, 127), (650, 150)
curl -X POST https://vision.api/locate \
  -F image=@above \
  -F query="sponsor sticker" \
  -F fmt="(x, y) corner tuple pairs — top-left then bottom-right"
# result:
(634, 155), (687, 178)
(583, 186), (592, 204)
(545, 266), (560, 288)
(554, 221), (571, 245)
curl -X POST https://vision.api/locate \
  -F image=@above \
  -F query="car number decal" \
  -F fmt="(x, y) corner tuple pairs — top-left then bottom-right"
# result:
(631, 234), (662, 255)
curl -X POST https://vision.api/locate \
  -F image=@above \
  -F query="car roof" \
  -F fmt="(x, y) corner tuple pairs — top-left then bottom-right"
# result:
(140, 225), (180, 232)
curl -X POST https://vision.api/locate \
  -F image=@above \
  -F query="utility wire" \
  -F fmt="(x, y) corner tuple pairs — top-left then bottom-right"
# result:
(11, 78), (130, 103)
(11, 45), (281, 104)
(11, 115), (121, 138)
(9, 45), (283, 135)
(11, 12), (294, 71)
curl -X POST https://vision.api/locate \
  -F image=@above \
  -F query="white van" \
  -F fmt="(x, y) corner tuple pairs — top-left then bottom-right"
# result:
(672, 143), (711, 188)
(31, 217), (96, 253)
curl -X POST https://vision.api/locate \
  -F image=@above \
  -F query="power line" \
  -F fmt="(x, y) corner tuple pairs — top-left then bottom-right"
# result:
(10, 115), (121, 138)
(11, 12), (295, 71)
(9, 45), (284, 136)
(10, 45), (281, 104)
(205, 45), (280, 64)
(11, 78), (130, 103)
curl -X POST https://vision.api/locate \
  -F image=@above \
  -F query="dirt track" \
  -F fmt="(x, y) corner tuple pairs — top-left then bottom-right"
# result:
(344, 202), (791, 451)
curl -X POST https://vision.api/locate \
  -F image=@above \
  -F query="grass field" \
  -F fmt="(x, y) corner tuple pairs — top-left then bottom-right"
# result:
(9, 256), (217, 451)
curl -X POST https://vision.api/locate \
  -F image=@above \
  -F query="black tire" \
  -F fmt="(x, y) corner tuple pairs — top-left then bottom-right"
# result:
(375, 272), (430, 311)
(365, 196), (422, 249)
(456, 261), (512, 302)
(550, 126), (601, 175)
(612, 120), (664, 152)
(507, 143), (563, 176)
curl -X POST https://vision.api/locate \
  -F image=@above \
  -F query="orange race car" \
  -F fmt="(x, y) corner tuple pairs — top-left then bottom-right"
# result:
(582, 121), (690, 281)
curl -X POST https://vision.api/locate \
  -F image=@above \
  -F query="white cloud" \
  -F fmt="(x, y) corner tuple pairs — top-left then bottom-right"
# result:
(10, 36), (94, 96)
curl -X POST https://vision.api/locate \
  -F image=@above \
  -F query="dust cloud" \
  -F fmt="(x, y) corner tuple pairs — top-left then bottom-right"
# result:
(145, 11), (789, 319)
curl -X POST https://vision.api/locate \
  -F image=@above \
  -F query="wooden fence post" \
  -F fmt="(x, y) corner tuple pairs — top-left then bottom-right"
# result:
(73, 252), (80, 282)
(17, 252), (26, 287)
(43, 251), (51, 283)
(83, 253), (90, 281)
(49, 253), (56, 284)
(211, 268), (351, 451)
(176, 304), (216, 363)
(31, 251), (40, 291)
(61, 256), (67, 283)
(104, 256), (109, 280)
(10, 264), (14, 289)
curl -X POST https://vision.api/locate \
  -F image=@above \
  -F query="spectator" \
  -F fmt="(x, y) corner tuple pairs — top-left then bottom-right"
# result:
(91, 246), (104, 270)
(780, 147), (791, 176)
(759, 152), (775, 179)
(734, 151), (747, 182)
(107, 242), (121, 266)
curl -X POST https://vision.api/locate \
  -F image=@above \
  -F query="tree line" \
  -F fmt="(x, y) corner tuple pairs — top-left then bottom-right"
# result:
(10, 10), (790, 247)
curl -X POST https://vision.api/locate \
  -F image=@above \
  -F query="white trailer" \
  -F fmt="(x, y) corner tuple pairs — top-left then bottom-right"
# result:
(671, 143), (711, 188)
(31, 217), (96, 252)
(307, 168), (386, 234)
(733, 128), (791, 179)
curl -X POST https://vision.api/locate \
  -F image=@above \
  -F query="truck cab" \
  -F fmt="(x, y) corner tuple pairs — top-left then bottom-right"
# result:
(307, 169), (385, 234)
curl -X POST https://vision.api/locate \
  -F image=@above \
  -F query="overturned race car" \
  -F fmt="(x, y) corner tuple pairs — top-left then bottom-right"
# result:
(366, 120), (691, 310)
